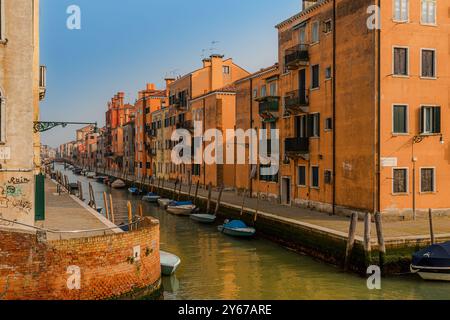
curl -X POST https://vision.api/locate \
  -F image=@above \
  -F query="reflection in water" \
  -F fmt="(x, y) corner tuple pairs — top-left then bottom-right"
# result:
(57, 165), (450, 300)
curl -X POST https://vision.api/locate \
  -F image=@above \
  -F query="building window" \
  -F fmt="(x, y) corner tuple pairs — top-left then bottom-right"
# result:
(325, 117), (333, 131)
(325, 66), (332, 80)
(393, 168), (408, 194)
(324, 170), (332, 185)
(420, 106), (441, 134)
(420, 168), (436, 193)
(393, 105), (408, 134)
(311, 21), (320, 43)
(0, 91), (5, 143)
(192, 164), (200, 176)
(223, 66), (230, 74)
(323, 20), (332, 33)
(0, 0), (5, 41)
(269, 82), (277, 96)
(311, 65), (320, 89)
(298, 166), (306, 186)
(260, 85), (267, 98)
(299, 27), (306, 44)
(421, 49), (436, 78)
(309, 113), (320, 137)
(259, 164), (278, 183)
(393, 47), (409, 76)
(393, 0), (409, 22)
(311, 166), (319, 188)
(421, 0), (436, 25)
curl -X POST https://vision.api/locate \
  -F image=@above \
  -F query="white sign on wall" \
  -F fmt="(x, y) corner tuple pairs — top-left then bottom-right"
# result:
(381, 157), (398, 168)
(0, 147), (11, 160)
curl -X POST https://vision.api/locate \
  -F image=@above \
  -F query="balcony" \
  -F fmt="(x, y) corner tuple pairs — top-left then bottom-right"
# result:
(284, 137), (310, 158)
(145, 125), (157, 137)
(39, 66), (47, 101)
(176, 120), (194, 131)
(284, 44), (309, 70)
(258, 96), (280, 122)
(284, 90), (309, 114)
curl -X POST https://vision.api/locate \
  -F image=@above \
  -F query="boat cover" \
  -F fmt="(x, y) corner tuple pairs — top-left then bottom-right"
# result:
(412, 242), (450, 268)
(170, 201), (193, 206)
(146, 192), (158, 196)
(224, 220), (248, 229)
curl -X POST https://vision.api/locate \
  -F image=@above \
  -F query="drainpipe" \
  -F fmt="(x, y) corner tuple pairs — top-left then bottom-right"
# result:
(376, 0), (382, 214)
(249, 78), (254, 198)
(332, 0), (337, 215)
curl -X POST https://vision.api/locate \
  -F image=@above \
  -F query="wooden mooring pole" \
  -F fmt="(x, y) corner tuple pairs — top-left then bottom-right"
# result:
(364, 212), (372, 267)
(109, 194), (115, 224)
(103, 192), (110, 221)
(194, 180), (200, 205)
(214, 185), (224, 216)
(429, 208), (435, 245)
(240, 189), (247, 217)
(374, 212), (386, 271)
(178, 177), (183, 201)
(127, 201), (133, 231)
(206, 182), (213, 214)
(344, 212), (358, 271)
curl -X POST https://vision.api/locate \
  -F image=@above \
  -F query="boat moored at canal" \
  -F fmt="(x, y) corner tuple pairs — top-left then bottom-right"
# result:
(166, 201), (196, 216)
(160, 251), (181, 276)
(143, 192), (161, 203)
(218, 220), (256, 238)
(411, 242), (450, 281)
(190, 214), (217, 224)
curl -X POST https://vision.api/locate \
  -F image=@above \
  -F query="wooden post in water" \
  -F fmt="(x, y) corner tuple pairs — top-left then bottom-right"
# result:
(374, 212), (386, 272)
(188, 178), (192, 199)
(109, 194), (115, 224)
(178, 177), (183, 201)
(254, 192), (260, 223)
(214, 185), (224, 216)
(364, 212), (372, 266)
(206, 182), (213, 214)
(173, 178), (178, 199)
(103, 192), (110, 221)
(344, 212), (358, 271)
(429, 208), (435, 245)
(157, 177), (161, 193)
(194, 180), (200, 205)
(139, 204), (144, 218)
(240, 189), (247, 217)
(127, 201), (133, 231)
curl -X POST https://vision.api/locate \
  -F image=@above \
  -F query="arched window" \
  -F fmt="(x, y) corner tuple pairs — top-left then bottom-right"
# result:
(0, 90), (5, 143)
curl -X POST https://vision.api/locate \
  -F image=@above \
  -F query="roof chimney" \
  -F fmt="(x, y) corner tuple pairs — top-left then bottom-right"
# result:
(164, 78), (175, 90)
(302, 0), (318, 11)
(146, 83), (156, 91)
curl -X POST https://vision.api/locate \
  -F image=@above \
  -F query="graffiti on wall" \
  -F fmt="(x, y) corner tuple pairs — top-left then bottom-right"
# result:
(0, 176), (32, 215)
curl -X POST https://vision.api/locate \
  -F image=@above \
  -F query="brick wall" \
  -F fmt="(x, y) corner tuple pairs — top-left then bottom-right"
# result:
(0, 218), (161, 300)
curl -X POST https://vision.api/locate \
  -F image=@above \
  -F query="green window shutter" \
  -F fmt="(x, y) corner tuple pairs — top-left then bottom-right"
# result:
(419, 107), (425, 134)
(434, 107), (441, 133)
(35, 174), (45, 221)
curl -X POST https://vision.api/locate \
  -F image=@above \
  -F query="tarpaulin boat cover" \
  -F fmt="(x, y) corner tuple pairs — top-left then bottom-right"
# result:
(412, 242), (450, 268)
(224, 220), (248, 229)
(171, 201), (193, 206)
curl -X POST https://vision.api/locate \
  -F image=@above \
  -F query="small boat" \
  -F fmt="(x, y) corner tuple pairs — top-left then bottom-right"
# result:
(86, 172), (96, 179)
(190, 214), (216, 224)
(111, 179), (126, 189)
(166, 201), (196, 216)
(142, 192), (161, 203)
(73, 168), (82, 175)
(157, 198), (173, 209)
(411, 242), (450, 281)
(128, 187), (143, 195)
(95, 176), (108, 183)
(160, 251), (181, 276)
(218, 220), (256, 238)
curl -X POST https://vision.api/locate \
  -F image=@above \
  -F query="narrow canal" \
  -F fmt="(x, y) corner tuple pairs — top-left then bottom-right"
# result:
(56, 165), (450, 300)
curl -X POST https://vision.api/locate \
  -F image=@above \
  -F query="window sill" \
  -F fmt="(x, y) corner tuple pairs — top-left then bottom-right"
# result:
(392, 19), (409, 24)
(420, 22), (437, 27)
(392, 133), (410, 137)
(392, 193), (409, 196)
(310, 186), (320, 190)
(392, 74), (410, 79)
(310, 87), (320, 91)
(297, 185), (307, 188)
(420, 76), (437, 80)
(420, 191), (437, 195)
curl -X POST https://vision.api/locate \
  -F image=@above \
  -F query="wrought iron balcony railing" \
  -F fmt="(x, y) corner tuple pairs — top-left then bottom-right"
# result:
(284, 137), (310, 156)
(284, 44), (309, 70)
(284, 90), (309, 114)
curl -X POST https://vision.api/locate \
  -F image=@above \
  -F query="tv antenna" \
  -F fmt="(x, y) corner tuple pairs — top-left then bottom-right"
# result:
(209, 41), (220, 55)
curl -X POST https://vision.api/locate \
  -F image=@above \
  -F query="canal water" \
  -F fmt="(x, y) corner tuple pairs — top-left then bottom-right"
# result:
(56, 165), (450, 300)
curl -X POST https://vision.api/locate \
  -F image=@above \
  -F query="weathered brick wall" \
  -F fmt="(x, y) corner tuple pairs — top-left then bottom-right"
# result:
(0, 218), (161, 300)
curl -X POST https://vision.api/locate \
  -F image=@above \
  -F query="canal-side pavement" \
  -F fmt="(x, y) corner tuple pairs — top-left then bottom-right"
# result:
(35, 179), (122, 240)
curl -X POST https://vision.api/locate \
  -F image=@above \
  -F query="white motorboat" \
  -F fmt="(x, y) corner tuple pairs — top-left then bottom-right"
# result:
(157, 198), (172, 209)
(411, 242), (450, 281)
(190, 214), (216, 224)
(142, 192), (161, 203)
(166, 201), (196, 216)
(111, 179), (126, 189)
(160, 250), (181, 276)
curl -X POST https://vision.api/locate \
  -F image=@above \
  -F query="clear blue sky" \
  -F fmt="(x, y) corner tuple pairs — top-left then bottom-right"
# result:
(40, 0), (300, 147)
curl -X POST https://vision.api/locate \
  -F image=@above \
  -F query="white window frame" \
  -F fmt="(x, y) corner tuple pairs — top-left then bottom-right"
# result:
(419, 167), (436, 193)
(420, 48), (437, 79)
(311, 21), (320, 44)
(420, 104), (441, 135)
(0, 0), (5, 42)
(421, 0), (437, 26)
(297, 165), (307, 187)
(392, 167), (409, 195)
(310, 165), (320, 189)
(392, 46), (410, 77)
(392, 104), (409, 135)
(393, 0), (409, 23)
(268, 81), (277, 97)
(0, 88), (5, 143)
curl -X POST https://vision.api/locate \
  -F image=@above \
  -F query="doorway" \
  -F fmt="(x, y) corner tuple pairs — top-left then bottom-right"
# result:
(281, 177), (291, 205)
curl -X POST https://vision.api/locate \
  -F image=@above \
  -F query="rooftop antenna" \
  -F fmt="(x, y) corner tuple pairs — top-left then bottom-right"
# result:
(209, 41), (220, 55)
(166, 69), (180, 79)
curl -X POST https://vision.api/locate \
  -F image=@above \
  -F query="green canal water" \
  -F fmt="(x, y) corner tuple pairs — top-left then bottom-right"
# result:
(58, 165), (450, 300)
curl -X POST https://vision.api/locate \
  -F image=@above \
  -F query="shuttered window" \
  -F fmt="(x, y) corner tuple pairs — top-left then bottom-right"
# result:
(393, 168), (408, 194)
(298, 166), (306, 186)
(420, 106), (441, 134)
(421, 49), (436, 78)
(394, 0), (409, 21)
(421, 0), (436, 24)
(393, 105), (408, 134)
(394, 47), (408, 76)
(421, 168), (435, 193)
(311, 166), (319, 188)
(311, 65), (320, 89)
